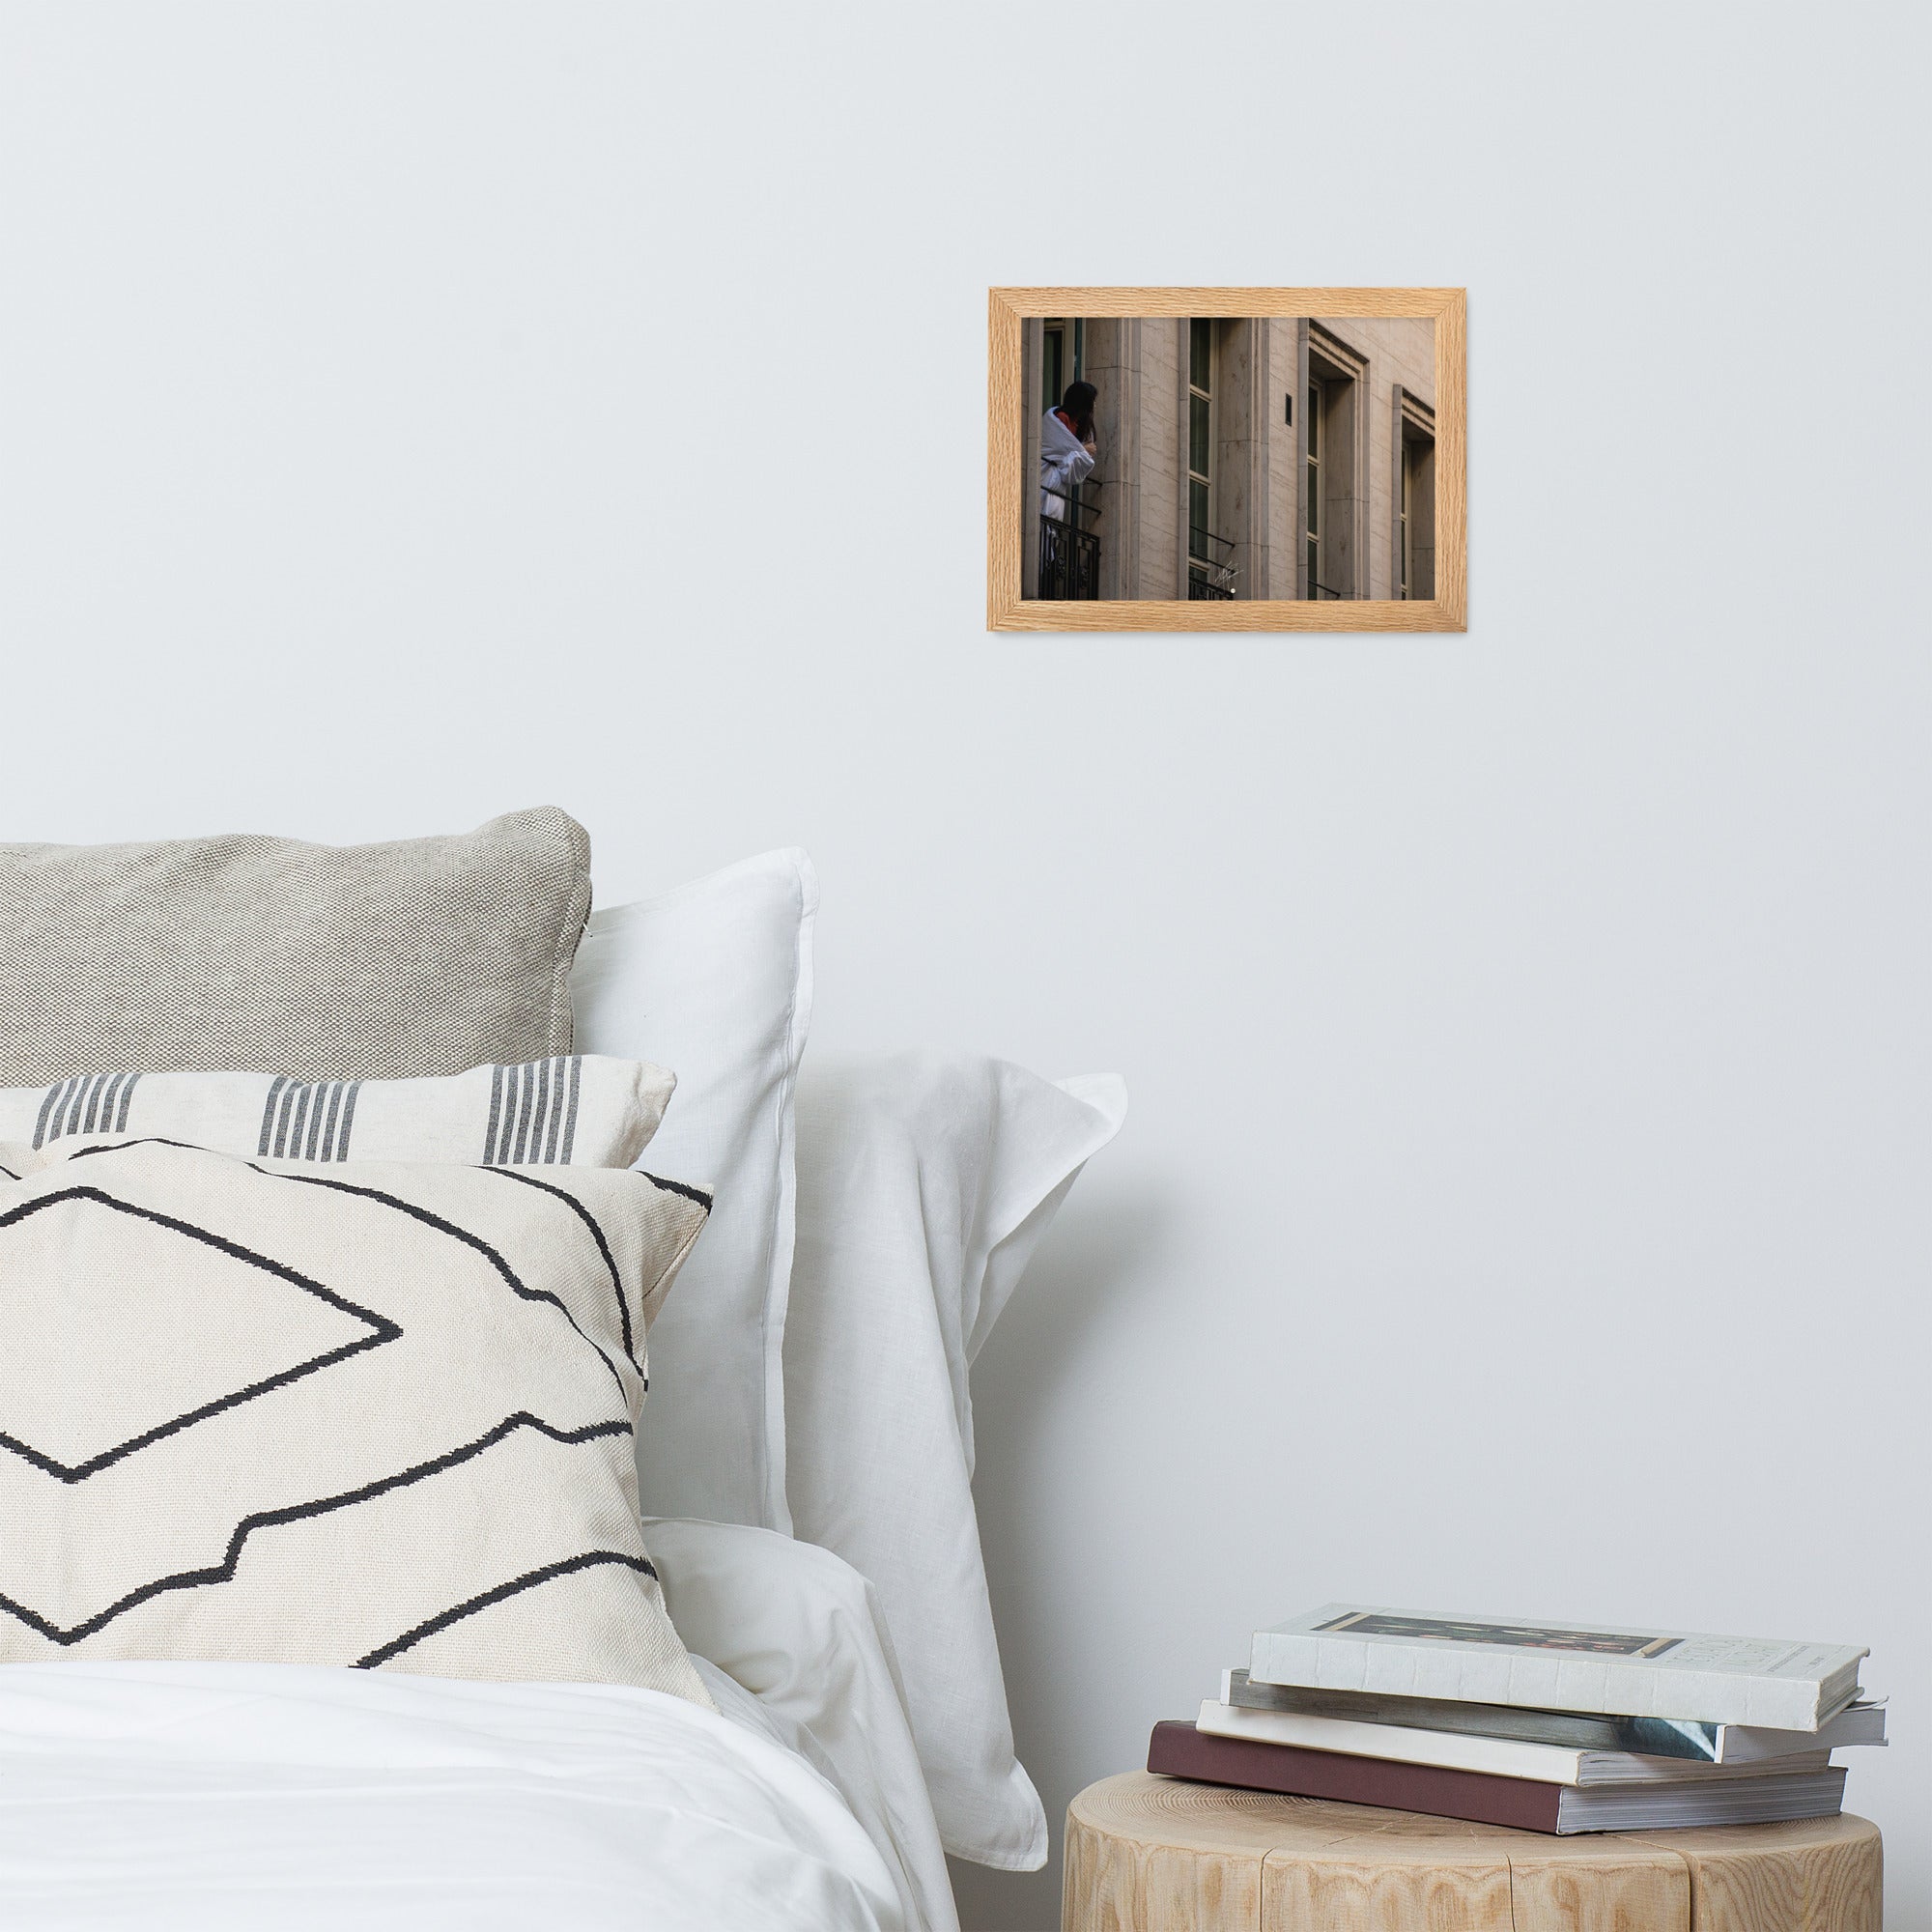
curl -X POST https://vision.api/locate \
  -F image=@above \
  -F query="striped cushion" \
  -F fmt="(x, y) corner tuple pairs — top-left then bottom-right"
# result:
(0, 1057), (674, 1168)
(0, 1135), (711, 1697)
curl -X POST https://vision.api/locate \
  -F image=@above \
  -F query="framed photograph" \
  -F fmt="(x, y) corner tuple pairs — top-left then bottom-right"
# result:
(987, 288), (1465, 632)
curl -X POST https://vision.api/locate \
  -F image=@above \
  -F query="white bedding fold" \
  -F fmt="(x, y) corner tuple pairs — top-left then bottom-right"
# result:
(650, 1519), (958, 1932)
(0, 1659), (904, 1932)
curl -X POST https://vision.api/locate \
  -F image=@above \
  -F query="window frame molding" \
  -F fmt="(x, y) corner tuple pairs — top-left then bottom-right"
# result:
(1394, 385), (1436, 602)
(1301, 323), (1370, 603)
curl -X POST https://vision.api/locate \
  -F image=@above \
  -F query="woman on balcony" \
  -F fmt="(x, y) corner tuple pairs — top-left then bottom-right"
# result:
(1037, 381), (1098, 597)
(1039, 381), (1098, 520)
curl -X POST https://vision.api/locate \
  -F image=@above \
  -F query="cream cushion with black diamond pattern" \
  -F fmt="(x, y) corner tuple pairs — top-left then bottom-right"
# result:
(0, 1135), (711, 1702)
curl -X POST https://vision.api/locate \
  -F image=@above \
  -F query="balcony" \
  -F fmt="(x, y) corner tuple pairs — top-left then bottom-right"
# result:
(1038, 483), (1100, 600)
(1187, 526), (1237, 600)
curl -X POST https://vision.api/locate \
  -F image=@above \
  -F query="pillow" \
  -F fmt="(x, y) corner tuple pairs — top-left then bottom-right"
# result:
(571, 850), (815, 1531)
(0, 808), (591, 1085)
(647, 1518), (954, 1932)
(0, 1134), (709, 1703)
(782, 1050), (1127, 1871)
(0, 1057), (673, 1168)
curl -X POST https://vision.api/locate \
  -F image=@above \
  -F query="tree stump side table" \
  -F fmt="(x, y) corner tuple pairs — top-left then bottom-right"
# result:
(1063, 1772), (1882, 1932)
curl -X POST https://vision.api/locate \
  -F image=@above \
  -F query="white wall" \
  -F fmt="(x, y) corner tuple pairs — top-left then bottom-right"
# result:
(3, 3), (1927, 1925)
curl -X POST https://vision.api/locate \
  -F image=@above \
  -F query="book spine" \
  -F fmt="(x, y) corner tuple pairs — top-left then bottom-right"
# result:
(1146, 1721), (1567, 1834)
(1249, 1630), (1826, 1730)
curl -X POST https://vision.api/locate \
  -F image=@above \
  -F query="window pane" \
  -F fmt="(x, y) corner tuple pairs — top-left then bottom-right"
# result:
(1306, 463), (1318, 534)
(1043, 328), (1064, 412)
(1306, 385), (1319, 457)
(1189, 479), (1208, 551)
(1306, 539), (1318, 592)
(1190, 319), (1211, 393)
(1189, 395), (1210, 478)
(1073, 318), (1085, 381)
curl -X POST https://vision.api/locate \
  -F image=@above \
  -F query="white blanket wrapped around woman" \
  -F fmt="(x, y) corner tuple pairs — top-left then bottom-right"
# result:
(1038, 408), (1094, 516)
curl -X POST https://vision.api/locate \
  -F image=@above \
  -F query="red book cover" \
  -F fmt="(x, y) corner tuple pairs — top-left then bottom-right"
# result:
(1146, 1719), (1566, 1833)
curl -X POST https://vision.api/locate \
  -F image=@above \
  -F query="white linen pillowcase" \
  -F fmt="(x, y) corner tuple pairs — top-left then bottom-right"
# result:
(571, 850), (815, 1532)
(0, 1057), (673, 1168)
(782, 1050), (1127, 1870)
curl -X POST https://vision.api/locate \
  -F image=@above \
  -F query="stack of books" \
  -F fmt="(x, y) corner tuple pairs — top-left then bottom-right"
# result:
(1149, 1605), (1884, 1834)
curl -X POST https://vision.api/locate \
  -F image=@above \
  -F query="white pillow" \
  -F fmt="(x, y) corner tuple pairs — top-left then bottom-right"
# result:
(571, 851), (815, 1531)
(782, 1051), (1127, 1870)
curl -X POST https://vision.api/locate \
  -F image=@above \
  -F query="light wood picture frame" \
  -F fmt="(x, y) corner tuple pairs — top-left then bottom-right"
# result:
(987, 287), (1465, 632)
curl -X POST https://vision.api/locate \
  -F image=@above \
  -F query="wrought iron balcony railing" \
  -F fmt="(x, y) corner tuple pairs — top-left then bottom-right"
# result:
(1038, 482), (1100, 600)
(1187, 526), (1237, 600)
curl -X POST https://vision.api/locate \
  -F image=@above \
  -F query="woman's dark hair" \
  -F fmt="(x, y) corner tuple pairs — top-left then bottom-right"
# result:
(1059, 380), (1097, 439)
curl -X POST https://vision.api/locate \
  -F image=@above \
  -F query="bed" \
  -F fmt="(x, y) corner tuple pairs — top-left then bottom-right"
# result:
(0, 813), (1125, 1931)
(0, 1532), (924, 1932)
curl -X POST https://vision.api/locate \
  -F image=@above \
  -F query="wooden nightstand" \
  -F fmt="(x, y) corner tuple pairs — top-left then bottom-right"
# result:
(1063, 1772), (1881, 1931)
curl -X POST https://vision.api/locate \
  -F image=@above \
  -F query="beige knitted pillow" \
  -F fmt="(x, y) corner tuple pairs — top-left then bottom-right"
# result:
(0, 809), (592, 1085)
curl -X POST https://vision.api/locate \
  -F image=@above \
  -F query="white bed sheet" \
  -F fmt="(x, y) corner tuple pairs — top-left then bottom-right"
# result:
(0, 1658), (905, 1932)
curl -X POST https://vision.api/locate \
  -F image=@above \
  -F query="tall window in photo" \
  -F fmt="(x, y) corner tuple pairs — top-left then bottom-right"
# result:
(1042, 319), (1084, 412)
(1304, 377), (1322, 597)
(1398, 390), (1437, 600)
(1303, 330), (1363, 598)
(1398, 432), (1410, 600)
(1187, 319), (1212, 587)
(1187, 320), (1235, 599)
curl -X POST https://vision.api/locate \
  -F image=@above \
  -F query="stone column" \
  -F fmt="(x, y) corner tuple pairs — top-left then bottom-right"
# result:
(1213, 319), (1271, 600)
(1085, 318), (1141, 602)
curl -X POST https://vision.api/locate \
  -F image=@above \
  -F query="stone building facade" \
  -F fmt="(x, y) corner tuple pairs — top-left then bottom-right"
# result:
(1021, 315), (1435, 602)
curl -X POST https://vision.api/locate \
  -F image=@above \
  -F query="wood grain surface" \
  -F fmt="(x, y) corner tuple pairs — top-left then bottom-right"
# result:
(1063, 1772), (1882, 1932)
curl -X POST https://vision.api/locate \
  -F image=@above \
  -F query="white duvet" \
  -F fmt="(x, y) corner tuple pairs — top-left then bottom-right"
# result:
(0, 1659), (906, 1931)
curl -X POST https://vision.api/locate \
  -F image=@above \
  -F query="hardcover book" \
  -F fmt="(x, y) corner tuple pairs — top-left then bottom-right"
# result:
(1147, 1720), (1848, 1836)
(1249, 1605), (1866, 1731)
(1219, 1669), (1888, 1763)
(1194, 1700), (1833, 1787)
